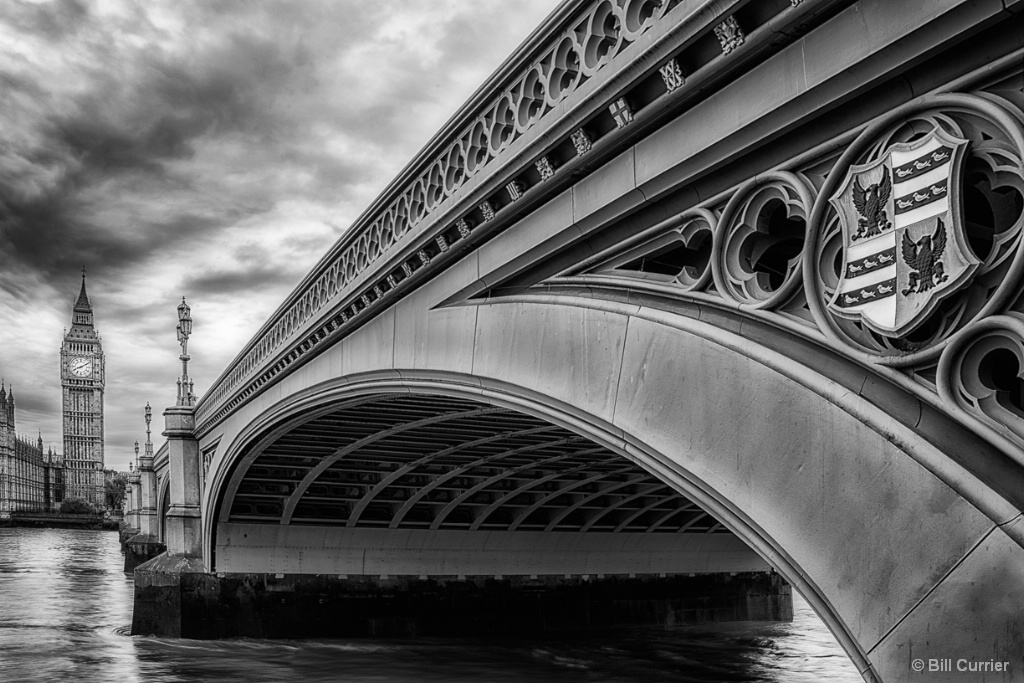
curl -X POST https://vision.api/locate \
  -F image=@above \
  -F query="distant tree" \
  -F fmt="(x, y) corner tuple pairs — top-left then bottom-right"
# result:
(60, 497), (93, 515)
(104, 473), (128, 511)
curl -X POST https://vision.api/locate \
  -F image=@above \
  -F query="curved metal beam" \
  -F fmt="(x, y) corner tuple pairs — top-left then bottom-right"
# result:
(500, 464), (638, 532)
(390, 434), (583, 528)
(677, 512), (708, 532)
(347, 425), (558, 527)
(579, 485), (668, 532)
(280, 406), (507, 523)
(219, 395), (388, 524)
(467, 461), (626, 532)
(611, 494), (692, 533)
(425, 445), (602, 530)
(641, 502), (700, 533)
(542, 477), (654, 531)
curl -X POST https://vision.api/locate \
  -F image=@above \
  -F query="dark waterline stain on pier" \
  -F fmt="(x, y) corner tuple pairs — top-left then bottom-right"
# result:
(0, 528), (861, 682)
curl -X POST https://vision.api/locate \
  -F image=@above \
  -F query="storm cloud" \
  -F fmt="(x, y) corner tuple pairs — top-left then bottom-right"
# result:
(0, 0), (556, 460)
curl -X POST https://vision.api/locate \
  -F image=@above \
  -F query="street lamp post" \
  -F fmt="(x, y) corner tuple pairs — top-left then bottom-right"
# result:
(176, 298), (194, 407)
(127, 442), (138, 528)
(162, 296), (202, 561)
(145, 403), (152, 456)
(135, 404), (155, 538)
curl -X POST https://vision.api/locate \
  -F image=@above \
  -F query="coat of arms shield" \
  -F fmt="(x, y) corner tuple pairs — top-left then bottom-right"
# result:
(827, 127), (980, 337)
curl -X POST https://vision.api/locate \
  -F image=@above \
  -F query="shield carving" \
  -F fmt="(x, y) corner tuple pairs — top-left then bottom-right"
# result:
(827, 127), (979, 337)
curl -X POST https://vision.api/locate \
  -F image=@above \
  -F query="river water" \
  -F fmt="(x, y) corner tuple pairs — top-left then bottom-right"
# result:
(0, 528), (862, 682)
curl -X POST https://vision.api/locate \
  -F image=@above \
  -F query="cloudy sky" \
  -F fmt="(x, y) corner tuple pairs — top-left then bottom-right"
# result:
(0, 0), (557, 467)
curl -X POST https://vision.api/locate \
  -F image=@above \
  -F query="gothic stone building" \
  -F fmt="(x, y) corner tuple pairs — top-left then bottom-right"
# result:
(0, 385), (63, 516)
(0, 274), (105, 515)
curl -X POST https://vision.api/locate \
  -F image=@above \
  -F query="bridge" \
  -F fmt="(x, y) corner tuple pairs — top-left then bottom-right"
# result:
(121, 0), (1024, 680)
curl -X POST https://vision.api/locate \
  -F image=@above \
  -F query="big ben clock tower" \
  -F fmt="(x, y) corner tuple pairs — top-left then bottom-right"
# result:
(61, 269), (105, 506)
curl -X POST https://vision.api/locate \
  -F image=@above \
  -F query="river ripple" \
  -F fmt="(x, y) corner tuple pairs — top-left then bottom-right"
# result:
(0, 528), (862, 682)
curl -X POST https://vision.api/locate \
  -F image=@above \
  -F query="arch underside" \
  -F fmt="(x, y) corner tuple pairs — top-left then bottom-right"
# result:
(226, 394), (723, 536)
(157, 472), (170, 544)
(204, 288), (1024, 683)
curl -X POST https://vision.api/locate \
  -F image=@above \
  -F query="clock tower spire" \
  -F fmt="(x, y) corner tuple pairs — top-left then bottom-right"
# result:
(72, 267), (95, 328)
(61, 268), (105, 507)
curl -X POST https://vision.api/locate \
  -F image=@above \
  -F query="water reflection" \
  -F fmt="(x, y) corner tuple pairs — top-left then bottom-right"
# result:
(0, 528), (861, 682)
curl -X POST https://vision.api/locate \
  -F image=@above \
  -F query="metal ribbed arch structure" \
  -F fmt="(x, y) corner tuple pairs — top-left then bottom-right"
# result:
(344, 423), (565, 528)
(391, 439), (596, 528)
(221, 393), (729, 535)
(202, 374), (881, 678)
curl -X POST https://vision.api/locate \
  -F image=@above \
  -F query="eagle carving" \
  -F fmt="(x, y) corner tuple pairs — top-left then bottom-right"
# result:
(901, 219), (948, 295)
(852, 171), (892, 240)
(828, 126), (978, 337)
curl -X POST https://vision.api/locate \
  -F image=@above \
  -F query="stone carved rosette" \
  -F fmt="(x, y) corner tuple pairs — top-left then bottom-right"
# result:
(711, 171), (815, 309)
(805, 93), (1024, 366)
(938, 314), (1024, 446)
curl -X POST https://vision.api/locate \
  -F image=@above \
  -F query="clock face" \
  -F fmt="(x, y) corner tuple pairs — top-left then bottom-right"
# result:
(70, 357), (93, 377)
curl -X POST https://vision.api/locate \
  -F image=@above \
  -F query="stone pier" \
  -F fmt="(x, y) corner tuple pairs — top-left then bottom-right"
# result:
(124, 404), (165, 573)
(131, 390), (206, 635)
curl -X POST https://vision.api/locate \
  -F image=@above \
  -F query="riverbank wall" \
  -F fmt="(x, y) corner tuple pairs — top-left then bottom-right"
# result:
(1, 513), (118, 530)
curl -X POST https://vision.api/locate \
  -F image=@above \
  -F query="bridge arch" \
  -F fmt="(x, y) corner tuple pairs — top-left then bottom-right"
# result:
(201, 294), (1024, 682)
(156, 472), (170, 544)
(207, 372), (870, 672)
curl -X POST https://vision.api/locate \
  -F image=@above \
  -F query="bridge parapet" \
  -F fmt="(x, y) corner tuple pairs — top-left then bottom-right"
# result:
(195, 0), (852, 431)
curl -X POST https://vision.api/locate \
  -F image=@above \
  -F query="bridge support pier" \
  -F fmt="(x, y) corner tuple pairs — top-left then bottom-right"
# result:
(118, 520), (136, 551)
(131, 554), (212, 637)
(124, 534), (166, 573)
(161, 405), (203, 558)
(120, 473), (138, 552)
(130, 569), (790, 639)
(131, 403), (206, 634)
(123, 428), (165, 573)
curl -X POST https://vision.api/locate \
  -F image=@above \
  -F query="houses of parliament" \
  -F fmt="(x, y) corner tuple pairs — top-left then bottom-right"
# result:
(0, 273), (107, 515)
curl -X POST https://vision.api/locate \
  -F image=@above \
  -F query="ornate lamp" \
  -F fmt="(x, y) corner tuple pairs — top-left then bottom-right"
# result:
(176, 297), (195, 406)
(177, 297), (192, 338)
(144, 403), (152, 452)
